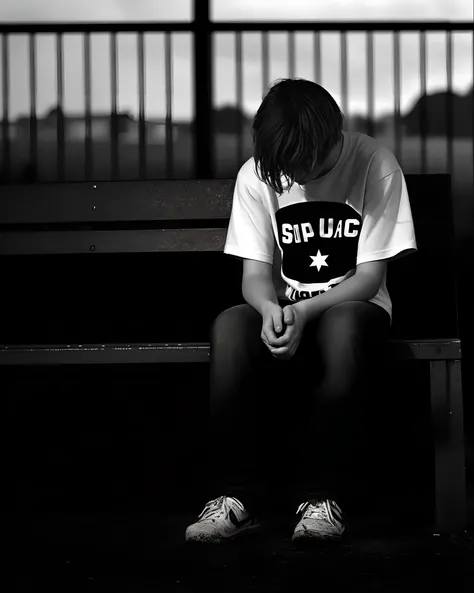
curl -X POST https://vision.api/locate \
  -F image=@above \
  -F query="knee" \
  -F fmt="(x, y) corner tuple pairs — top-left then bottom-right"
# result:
(210, 304), (257, 347)
(317, 301), (363, 345)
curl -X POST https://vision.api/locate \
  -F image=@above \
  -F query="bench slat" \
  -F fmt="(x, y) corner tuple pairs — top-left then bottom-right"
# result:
(0, 180), (235, 224)
(0, 339), (461, 365)
(0, 228), (227, 255)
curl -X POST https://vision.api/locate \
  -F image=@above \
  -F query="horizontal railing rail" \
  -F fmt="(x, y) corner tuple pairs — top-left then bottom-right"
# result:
(1, 16), (471, 182)
(1, 21), (472, 33)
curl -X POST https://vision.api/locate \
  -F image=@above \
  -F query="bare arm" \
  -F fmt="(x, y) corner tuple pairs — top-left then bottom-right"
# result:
(241, 259), (279, 316)
(242, 259), (285, 345)
(294, 260), (387, 323)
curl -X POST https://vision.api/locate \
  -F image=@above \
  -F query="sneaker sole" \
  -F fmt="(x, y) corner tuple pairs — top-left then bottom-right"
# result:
(185, 521), (262, 544)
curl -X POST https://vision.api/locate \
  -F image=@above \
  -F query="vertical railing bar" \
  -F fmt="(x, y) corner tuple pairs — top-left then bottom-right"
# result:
(2, 34), (11, 182)
(419, 30), (427, 174)
(235, 31), (243, 169)
(56, 32), (65, 182)
(340, 31), (348, 128)
(28, 33), (37, 181)
(446, 29), (453, 176)
(261, 31), (269, 97)
(164, 31), (174, 179)
(313, 30), (321, 84)
(366, 30), (375, 137)
(288, 30), (295, 78)
(444, 28), (460, 348)
(84, 31), (92, 181)
(193, 0), (212, 178)
(393, 30), (402, 167)
(110, 31), (119, 181)
(4, 21), (466, 187)
(137, 31), (146, 179)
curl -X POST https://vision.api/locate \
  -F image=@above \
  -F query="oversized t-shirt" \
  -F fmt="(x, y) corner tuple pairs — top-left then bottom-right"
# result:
(223, 130), (417, 322)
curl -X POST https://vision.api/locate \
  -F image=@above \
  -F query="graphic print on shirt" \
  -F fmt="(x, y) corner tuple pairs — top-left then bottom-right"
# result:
(275, 201), (362, 301)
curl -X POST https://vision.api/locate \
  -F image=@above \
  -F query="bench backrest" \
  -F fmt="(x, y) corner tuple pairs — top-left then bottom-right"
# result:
(0, 174), (458, 343)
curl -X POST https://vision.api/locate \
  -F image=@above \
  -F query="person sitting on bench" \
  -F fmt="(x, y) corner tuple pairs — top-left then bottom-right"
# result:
(185, 77), (417, 545)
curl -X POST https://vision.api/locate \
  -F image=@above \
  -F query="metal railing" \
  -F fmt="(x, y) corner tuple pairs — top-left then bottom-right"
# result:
(0, 3), (472, 182)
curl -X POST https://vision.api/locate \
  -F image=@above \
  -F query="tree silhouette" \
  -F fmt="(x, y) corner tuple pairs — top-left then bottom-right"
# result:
(213, 105), (249, 134)
(45, 105), (66, 123)
(403, 88), (472, 137)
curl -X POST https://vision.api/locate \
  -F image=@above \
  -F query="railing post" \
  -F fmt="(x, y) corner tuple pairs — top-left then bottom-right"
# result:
(193, 0), (213, 178)
(1, 34), (11, 183)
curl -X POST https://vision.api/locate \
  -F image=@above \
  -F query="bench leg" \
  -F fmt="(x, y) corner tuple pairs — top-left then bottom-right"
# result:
(430, 359), (467, 533)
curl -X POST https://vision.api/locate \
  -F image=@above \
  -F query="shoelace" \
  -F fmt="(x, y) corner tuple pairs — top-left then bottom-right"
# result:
(198, 496), (245, 522)
(295, 500), (329, 521)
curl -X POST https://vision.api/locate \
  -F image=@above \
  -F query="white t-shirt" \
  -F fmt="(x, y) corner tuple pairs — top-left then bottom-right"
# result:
(224, 130), (417, 322)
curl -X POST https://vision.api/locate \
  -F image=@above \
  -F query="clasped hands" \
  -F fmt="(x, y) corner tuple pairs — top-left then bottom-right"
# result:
(260, 302), (308, 361)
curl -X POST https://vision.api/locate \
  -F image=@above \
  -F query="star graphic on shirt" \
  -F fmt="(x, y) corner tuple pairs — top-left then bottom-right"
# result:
(309, 250), (329, 271)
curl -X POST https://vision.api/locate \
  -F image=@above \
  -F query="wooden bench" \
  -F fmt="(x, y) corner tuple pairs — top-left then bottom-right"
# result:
(0, 174), (466, 533)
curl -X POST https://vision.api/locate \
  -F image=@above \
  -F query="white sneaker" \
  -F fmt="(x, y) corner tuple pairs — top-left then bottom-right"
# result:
(292, 498), (346, 543)
(185, 495), (261, 544)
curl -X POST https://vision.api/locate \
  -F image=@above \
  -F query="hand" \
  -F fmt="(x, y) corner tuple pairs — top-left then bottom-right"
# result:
(268, 303), (307, 361)
(260, 302), (286, 351)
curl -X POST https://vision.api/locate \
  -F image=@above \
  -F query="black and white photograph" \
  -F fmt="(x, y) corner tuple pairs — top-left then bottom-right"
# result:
(2, 1), (473, 591)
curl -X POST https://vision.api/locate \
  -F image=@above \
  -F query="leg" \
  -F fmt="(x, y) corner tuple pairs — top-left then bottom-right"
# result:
(288, 301), (391, 511)
(204, 303), (282, 516)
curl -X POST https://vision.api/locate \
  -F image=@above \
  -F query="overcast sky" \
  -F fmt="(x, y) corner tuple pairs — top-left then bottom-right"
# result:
(0, 0), (472, 22)
(0, 0), (472, 121)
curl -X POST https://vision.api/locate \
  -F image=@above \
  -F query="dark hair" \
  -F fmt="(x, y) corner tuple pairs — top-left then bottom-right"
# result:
(252, 78), (344, 194)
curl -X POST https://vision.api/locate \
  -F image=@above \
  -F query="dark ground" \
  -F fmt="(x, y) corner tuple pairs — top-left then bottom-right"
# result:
(14, 509), (474, 592)
(9, 362), (474, 592)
